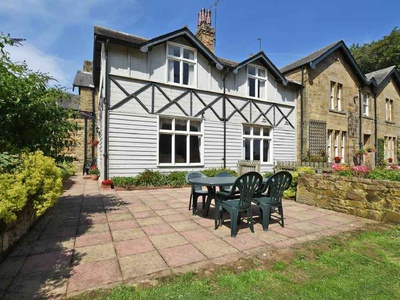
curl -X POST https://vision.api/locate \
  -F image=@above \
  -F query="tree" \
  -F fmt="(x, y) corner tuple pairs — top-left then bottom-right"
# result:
(0, 34), (79, 159)
(350, 27), (400, 73)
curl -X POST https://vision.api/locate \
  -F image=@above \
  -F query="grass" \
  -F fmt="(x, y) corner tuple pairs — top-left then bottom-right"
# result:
(75, 226), (400, 300)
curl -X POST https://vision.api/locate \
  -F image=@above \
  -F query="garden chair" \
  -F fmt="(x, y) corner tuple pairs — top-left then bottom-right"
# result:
(186, 171), (208, 215)
(215, 171), (234, 193)
(252, 171), (292, 231)
(215, 171), (263, 237)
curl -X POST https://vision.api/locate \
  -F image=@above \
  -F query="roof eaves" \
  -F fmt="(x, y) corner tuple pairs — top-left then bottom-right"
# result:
(233, 51), (288, 85)
(139, 27), (224, 71)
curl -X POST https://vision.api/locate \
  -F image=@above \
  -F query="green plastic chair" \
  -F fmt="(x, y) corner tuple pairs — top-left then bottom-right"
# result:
(215, 171), (234, 193)
(186, 172), (208, 215)
(252, 171), (292, 231)
(215, 171), (263, 237)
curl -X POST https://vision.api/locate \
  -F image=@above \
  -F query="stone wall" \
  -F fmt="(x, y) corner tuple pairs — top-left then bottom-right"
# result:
(296, 173), (400, 224)
(0, 201), (36, 262)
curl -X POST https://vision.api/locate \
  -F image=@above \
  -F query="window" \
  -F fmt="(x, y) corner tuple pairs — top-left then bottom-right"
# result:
(243, 125), (272, 163)
(385, 136), (395, 160)
(386, 98), (393, 121)
(327, 130), (346, 162)
(158, 117), (202, 165)
(167, 43), (196, 86)
(330, 81), (342, 111)
(363, 93), (370, 116)
(248, 65), (266, 98)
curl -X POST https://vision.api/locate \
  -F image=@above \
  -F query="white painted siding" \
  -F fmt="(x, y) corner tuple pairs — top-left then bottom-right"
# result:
(108, 112), (158, 177)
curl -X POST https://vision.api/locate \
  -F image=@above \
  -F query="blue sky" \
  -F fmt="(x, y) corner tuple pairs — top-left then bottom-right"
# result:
(1, 0), (399, 93)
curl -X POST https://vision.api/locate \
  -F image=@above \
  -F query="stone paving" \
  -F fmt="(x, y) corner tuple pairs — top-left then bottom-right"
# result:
(0, 176), (378, 299)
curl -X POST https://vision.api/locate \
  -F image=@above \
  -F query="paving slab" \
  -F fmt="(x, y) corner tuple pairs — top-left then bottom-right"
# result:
(0, 175), (381, 299)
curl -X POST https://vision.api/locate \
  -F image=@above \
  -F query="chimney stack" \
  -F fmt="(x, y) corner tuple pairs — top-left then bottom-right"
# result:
(195, 8), (215, 53)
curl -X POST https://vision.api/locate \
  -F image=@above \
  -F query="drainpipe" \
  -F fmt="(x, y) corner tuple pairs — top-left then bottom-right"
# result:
(91, 88), (96, 159)
(222, 69), (229, 169)
(104, 39), (110, 180)
(300, 66), (305, 162)
(358, 87), (363, 151)
(373, 89), (378, 164)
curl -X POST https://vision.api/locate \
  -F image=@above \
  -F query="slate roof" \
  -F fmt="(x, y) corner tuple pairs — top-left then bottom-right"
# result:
(365, 66), (397, 85)
(94, 26), (148, 46)
(280, 41), (342, 73)
(73, 70), (94, 89)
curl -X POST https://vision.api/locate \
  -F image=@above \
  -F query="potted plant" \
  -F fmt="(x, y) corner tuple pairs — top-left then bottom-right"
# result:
(388, 157), (393, 163)
(365, 146), (375, 153)
(356, 148), (367, 156)
(89, 165), (100, 180)
(101, 179), (114, 189)
(334, 156), (341, 163)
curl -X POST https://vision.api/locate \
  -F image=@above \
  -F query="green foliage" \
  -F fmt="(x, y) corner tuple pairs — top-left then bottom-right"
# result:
(377, 138), (386, 167)
(0, 152), (22, 173)
(350, 27), (400, 73)
(302, 149), (328, 162)
(201, 167), (237, 177)
(57, 161), (76, 180)
(366, 167), (400, 182)
(111, 177), (137, 189)
(135, 169), (166, 186)
(0, 34), (79, 159)
(0, 151), (62, 223)
(283, 167), (316, 198)
(165, 171), (187, 188)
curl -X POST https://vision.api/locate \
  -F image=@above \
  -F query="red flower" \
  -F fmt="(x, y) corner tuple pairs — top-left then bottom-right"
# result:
(101, 179), (113, 186)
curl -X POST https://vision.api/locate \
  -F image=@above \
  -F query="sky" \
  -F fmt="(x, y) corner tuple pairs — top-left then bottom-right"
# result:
(1, 0), (399, 93)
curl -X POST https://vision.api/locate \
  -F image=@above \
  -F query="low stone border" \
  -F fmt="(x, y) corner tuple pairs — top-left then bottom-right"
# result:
(296, 173), (400, 224)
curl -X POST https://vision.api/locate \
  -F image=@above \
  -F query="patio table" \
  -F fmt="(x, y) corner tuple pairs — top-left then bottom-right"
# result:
(189, 176), (269, 217)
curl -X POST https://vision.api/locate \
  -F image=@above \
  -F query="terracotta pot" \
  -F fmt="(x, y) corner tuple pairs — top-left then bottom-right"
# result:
(90, 174), (99, 181)
(101, 184), (112, 189)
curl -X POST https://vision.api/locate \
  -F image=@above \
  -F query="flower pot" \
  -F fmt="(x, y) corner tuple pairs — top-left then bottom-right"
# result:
(101, 184), (113, 189)
(91, 174), (99, 181)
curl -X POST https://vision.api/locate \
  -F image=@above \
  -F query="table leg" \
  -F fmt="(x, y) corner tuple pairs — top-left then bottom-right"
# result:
(202, 186), (216, 217)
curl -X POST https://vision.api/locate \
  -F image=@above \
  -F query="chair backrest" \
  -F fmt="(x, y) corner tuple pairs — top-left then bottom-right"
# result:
(186, 171), (205, 191)
(265, 171), (292, 205)
(230, 171), (263, 210)
(215, 171), (233, 177)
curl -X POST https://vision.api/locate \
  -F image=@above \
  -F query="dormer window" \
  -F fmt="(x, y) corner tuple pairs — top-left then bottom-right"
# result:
(167, 42), (197, 86)
(248, 65), (266, 98)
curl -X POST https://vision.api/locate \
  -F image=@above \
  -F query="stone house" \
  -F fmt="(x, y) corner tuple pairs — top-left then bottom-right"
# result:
(91, 8), (301, 180)
(281, 41), (400, 166)
(72, 61), (97, 173)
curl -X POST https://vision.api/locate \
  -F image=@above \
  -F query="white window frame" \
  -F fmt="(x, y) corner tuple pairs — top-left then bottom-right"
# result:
(341, 132), (346, 163)
(166, 42), (197, 87)
(330, 81), (342, 111)
(386, 136), (395, 160)
(157, 116), (203, 166)
(363, 93), (369, 116)
(247, 65), (267, 99)
(334, 131), (339, 157)
(386, 98), (393, 121)
(242, 125), (272, 163)
(327, 130), (332, 162)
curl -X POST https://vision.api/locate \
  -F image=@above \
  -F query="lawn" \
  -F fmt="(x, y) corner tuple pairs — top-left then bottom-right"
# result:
(76, 226), (400, 300)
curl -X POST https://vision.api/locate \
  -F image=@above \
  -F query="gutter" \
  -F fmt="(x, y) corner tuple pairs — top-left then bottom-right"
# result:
(358, 87), (363, 151)
(373, 89), (378, 163)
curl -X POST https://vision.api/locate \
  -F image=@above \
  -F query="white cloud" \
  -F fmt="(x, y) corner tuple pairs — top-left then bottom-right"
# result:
(6, 42), (69, 88)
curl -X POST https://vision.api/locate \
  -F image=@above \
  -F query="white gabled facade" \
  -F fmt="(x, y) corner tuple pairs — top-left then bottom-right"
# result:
(93, 23), (299, 179)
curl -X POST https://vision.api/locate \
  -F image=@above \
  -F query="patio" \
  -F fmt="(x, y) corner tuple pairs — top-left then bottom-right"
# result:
(0, 176), (377, 299)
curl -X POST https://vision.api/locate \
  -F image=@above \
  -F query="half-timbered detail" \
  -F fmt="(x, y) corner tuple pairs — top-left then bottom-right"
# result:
(93, 10), (300, 179)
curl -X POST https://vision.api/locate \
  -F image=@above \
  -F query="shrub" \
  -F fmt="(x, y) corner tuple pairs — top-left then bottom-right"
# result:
(112, 177), (137, 189)
(201, 167), (237, 177)
(366, 167), (400, 182)
(0, 152), (22, 173)
(165, 171), (187, 188)
(57, 161), (76, 180)
(135, 169), (166, 186)
(0, 151), (62, 223)
(283, 166), (316, 199)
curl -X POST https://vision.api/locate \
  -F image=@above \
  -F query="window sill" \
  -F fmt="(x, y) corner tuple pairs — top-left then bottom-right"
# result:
(385, 120), (395, 125)
(362, 116), (374, 120)
(167, 81), (196, 89)
(158, 163), (204, 168)
(329, 109), (346, 115)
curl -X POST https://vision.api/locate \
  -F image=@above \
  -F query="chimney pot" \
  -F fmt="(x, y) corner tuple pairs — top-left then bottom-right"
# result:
(196, 7), (216, 53)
